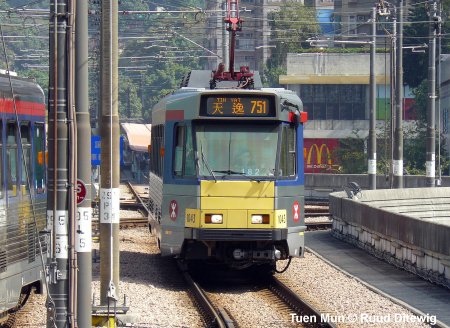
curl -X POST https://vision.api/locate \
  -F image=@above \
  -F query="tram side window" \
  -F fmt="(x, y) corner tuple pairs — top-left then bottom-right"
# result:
(0, 122), (3, 199)
(150, 125), (164, 178)
(21, 123), (31, 194)
(34, 124), (45, 193)
(6, 123), (18, 197)
(279, 125), (296, 178)
(173, 125), (195, 177)
(174, 126), (184, 176)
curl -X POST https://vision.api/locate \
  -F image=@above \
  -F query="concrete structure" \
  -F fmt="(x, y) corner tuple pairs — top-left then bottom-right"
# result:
(333, 0), (411, 38)
(329, 188), (450, 288)
(280, 52), (418, 136)
(280, 52), (418, 173)
(334, 0), (377, 36)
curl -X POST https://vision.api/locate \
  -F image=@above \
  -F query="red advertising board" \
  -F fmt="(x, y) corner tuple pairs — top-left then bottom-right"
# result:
(304, 138), (340, 173)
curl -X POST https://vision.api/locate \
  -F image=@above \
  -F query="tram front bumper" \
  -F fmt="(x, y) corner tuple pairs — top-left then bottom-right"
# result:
(185, 228), (288, 241)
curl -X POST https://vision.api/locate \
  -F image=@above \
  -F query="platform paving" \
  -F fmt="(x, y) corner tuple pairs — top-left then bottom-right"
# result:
(305, 230), (450, 327)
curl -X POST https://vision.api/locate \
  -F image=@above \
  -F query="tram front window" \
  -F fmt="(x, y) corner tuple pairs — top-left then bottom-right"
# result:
(195, 123), (278, 177)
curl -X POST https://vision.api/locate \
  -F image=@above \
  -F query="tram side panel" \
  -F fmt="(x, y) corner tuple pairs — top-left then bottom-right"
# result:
(0, 75), (47, 315)
(276, 120), (306, 258)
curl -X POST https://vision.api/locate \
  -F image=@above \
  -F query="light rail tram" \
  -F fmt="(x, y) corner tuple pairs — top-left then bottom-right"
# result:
(148, 69), (308, 271)
(0, 71), (47, 320)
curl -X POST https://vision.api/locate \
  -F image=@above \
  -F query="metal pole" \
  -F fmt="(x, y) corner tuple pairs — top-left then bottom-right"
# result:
(426, 0), (437, 187)
(369, 6), (377, 190)
(393, 0), (404, 188)
(437, 0), (442, 185)
(222, 1), (229, 70)
(100, 0), (120, 307)
(67, 0), (77, 326)
(75, 0), (92, 326)
(389, 12), (397, 188)
(47, 0), (70, 326)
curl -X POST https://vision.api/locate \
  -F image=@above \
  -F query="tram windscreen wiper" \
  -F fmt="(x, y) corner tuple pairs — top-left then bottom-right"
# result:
(212, 170), (261, 182)
(200, 145), (217, 182)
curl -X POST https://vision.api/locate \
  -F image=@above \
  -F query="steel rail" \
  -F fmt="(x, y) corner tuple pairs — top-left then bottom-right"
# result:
(125, 182), (149, 216)
(177, 261), (234, 328)
(268, 276), (337, 328)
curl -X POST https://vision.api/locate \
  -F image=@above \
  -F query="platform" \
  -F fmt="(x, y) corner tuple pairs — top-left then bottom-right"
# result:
(305, 231), (450, 327)
(330, 187), (450, 288)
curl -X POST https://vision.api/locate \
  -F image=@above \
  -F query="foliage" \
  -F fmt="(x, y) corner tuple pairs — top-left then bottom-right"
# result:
(403, 0), (450, 88)
(262, 65), (286, 88)
(333, 131), (367, 174)
(2, 0), (206, 122)
(0, 1), (49, 90)
(263, 2), (319, 87)
(119, 33), (202, 120)
(119, 75), (143, 120)
(403, 3), (429, 88)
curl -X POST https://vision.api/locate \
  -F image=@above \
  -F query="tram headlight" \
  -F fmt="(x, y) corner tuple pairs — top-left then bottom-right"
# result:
(251, 214), (270, 224)
(205, 214), (223, 224)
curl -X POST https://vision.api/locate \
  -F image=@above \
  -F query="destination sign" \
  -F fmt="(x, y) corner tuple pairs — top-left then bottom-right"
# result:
(201, 95), (275, 117)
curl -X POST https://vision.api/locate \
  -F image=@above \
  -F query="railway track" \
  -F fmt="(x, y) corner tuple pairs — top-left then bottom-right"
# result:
(268, 276), (336, 327)
(0, 289), (32, 328)
(125, 181), (149, 217)
(178, 261), (237, 328)
(180, 261), (336, 328)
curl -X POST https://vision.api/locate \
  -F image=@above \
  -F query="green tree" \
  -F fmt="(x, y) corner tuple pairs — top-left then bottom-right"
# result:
(333, 131), (367, 174)
(263, 2), (319, 87)
(404, 0), (450, 88)
(403, 3), (429, 88)
(402, 80), (450, 174)
(119, 75), (143, 120)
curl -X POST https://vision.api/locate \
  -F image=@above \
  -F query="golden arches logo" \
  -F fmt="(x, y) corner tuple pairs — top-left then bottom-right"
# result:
(306, 144), (332, 166)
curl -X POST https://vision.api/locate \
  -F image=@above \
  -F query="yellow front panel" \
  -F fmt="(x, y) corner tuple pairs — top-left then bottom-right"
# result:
(201, 181), (274, 198)
(227, 210), (247, 228)
(185, 208), (200, 228)
(274, 210), (287, 228)
(199, 181), (276, 229)
(202, 197), (273, 210)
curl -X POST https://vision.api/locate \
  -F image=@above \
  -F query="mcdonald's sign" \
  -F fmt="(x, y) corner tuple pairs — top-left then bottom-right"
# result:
(304, 138), (339, 173)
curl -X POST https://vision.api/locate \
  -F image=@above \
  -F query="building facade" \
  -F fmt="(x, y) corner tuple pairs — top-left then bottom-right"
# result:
(280, 52), (416, 173)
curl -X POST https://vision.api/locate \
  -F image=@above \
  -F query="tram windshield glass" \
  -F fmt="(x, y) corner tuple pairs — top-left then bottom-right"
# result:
(195, 123), (288, 178)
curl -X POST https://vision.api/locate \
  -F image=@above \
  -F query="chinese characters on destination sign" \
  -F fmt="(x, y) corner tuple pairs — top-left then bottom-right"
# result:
(205, 96), (272, 117)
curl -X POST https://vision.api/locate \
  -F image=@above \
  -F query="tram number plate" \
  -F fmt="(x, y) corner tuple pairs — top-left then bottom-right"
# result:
(277, 213), (286, 225)
(186, 213), (196, 224)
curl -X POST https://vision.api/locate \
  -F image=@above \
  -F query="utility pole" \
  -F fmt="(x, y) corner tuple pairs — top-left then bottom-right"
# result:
(437, 0), (442, 185)
(222, 1), (229, 70)
(389, 6), (397, 188)
(75, 0), (92, 326)
(368, 6), (377, 190)
(47, 0), (77, 327)
(426, 0), (439, 187)
(393, 0), (404, 188)
(99, 0), (121, 311)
